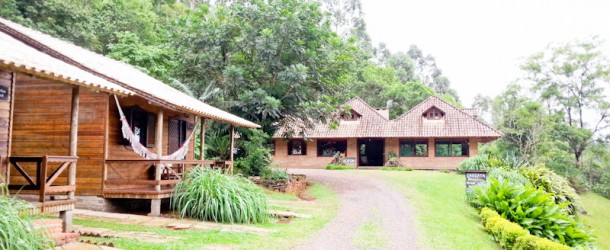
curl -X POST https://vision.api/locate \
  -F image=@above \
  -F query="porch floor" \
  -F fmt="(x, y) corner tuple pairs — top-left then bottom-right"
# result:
(102, 186), (174, 199)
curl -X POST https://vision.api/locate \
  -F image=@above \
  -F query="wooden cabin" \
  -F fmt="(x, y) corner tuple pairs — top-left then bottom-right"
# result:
(0, 18), (259, 231)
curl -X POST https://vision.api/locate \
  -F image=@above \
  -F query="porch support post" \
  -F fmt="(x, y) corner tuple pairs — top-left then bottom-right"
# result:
(229, 125), (235, 174)
(62, 86), (79, 233)
(151, 109), (163, 216)
(199, 117), (206, 160)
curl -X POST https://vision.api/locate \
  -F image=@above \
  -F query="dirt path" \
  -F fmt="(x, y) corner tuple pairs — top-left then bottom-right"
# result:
(291, 169), (421, 250)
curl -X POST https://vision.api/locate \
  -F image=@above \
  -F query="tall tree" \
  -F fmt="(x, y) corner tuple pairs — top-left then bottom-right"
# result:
(522, 38), (610, 167)
(407, 45), (460, 101)
(173, 0), (359, 134)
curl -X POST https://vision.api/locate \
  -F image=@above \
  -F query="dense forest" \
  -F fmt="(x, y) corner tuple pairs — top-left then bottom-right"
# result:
(1, 0), (608, 197)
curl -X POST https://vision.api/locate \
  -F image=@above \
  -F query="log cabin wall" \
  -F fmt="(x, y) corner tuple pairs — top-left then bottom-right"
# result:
(0, 70), (15, 181)
(10, 73), (108, 195)
(107, 96), (196, 182)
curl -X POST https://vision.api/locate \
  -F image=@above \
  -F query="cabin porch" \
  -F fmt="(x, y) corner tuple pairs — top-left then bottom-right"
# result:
(102, 159), (233, 200)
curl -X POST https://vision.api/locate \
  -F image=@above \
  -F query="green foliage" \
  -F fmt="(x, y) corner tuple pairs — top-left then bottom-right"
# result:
(235, 129), (272, 177)
(381, 167), (413, 171)
(262, 168), (288, 181)
(171, 167), (269, 224)
(457, 154), (490, 173)
(174, 0), (359, 131)
(488, 168), (531, 187)
(479, 208), (570, 250)
(519, 165), (583, 215)
(384, 151), (402, 167)
(473, 178), (594, 247)
(325, 164), (355, 170)
(440, 169), (450, 173)
(0, 183), (50, 250)
(514, 235), (571, 250)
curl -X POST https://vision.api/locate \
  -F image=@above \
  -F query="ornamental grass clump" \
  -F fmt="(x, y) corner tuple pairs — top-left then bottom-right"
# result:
(0, 183), (49, 250)
(171, 167), (269, 224)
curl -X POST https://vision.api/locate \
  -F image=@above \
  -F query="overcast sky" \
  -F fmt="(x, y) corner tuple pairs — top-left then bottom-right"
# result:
(360, 0), (610, 107)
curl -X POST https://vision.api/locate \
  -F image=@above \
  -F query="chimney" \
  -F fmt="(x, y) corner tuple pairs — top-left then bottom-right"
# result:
(386, 100), (393, 109)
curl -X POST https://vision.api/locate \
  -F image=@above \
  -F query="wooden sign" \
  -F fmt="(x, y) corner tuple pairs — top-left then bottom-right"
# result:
(465, 170), (487, 190)
(342, 157), (356, 164)
(0, 86), (8, 101)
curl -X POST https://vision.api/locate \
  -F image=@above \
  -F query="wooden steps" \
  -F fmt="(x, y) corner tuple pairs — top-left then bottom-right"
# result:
(33, 219), (80, 247)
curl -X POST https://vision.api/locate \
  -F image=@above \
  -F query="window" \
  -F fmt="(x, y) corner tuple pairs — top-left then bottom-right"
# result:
(424, 108), (444, 120)
(120, 106), (156, 147)
(399, 141), (428, 157)
(288, 140), (306, 155)
(168, 118), (189, 153)
(317, 140), (347, 157)
(435, 141), (468, 157)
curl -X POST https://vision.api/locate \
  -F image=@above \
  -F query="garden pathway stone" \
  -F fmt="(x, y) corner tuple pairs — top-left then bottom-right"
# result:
(290, 169), (422, 250)
(72, 209), (275, 235)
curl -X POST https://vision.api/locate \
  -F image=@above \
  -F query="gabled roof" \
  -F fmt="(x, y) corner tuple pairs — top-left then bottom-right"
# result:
(273, 96), (391, 138)
(0, 18), (259, 129)
(0, 27), (133, 96)
(273, 95), (503, 142)
(392, 96), (502, 140)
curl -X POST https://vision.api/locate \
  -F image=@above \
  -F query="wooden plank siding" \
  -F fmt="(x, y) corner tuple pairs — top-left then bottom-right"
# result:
(9, 73), (196, 196)
(10, 73), (107, 195)
(0, 70), (15, 181)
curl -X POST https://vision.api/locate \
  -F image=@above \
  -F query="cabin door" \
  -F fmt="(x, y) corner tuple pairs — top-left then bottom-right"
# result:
(357, 139), (385, 166)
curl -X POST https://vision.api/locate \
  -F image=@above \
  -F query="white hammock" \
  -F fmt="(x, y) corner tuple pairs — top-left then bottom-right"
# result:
(114, 95), (197, 160)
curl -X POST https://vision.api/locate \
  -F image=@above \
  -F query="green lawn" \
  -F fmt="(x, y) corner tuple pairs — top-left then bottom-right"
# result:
(581, 193), (610, 250)
(76, 183), (338, 250)
(358, 170), (499, 250)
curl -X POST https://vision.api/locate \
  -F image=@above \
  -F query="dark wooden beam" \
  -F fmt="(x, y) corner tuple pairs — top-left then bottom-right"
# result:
(199, 117), (206, 160)
(229, 125), (235, 174)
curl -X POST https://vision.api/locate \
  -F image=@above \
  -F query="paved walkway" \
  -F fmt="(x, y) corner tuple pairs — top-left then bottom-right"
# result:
(290, 169), (421, 250)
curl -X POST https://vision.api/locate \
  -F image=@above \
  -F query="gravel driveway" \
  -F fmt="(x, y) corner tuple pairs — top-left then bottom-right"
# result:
(290, 169), (421, 250)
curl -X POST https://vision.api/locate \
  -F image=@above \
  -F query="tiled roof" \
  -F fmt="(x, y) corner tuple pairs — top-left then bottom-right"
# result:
(273, 96), (503, 141)
(0, 18), (259, 129)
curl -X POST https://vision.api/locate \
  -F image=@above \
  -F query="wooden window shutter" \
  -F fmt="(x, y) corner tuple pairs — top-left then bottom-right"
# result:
(146, 114), (156, 147)
(168, 119), (180, 153)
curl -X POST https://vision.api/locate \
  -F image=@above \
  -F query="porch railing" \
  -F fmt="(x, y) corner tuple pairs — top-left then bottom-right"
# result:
(103, 159), (232, 196)
(8, 155), (78, 212)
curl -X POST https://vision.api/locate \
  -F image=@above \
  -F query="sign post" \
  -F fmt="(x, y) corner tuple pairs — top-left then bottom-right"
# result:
(465, 170), (487, 190)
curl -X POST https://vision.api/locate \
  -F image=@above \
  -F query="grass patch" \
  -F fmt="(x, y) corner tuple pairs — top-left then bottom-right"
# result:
(381, 167), (413, 171)
(325, 164), (355, 170)
(0, 185), (50, 250)
(358, 170), (499, 250)
(74, 182), (338, 250)
(581, 193), (610, 250)
(352, 215), (388, 249)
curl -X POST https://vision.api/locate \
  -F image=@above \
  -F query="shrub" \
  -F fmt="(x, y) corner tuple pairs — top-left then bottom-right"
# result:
(514, 235), (571, 250)
(488, 168), (530, 186)
(519, 165), (583, 215)
(440, 169), (451, 173)
(480, 207), (500, 225)
(235, 129), (272, 176)
(0, 184), (49, 250)
(325, 164), (355, 170)
(457, 154), (489, 173)
(592, 184), (610, 199)
(171, 167), (269, 224)
(473, 178), (594, 247)
(262, 168), (289, 180)
(381, 167), (413, 171)
(384, 151), (402, 167)
(479, 208), (571, 250)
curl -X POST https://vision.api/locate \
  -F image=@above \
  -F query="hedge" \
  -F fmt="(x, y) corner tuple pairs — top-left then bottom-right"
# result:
(479, 208), (570, 250)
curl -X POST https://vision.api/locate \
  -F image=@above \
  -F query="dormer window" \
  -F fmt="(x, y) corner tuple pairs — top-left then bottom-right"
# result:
(341, 110), (361, 121)
(423, 107), (444, 120)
